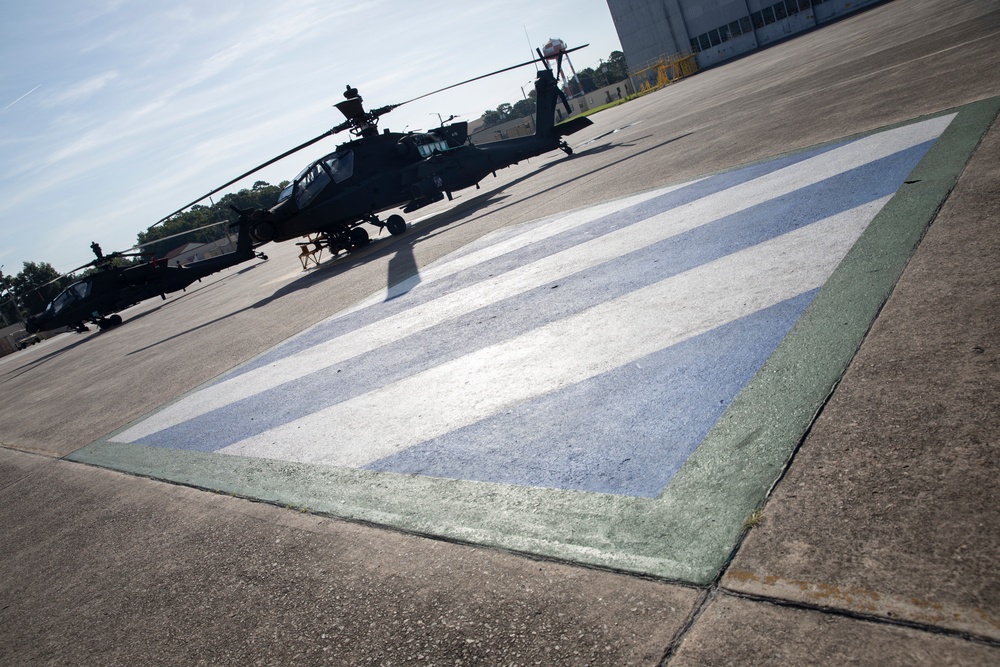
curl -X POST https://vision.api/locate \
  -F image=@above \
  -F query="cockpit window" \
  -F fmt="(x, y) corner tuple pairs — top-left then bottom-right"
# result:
(295, 162), (331, 208)
(279, 150), (354, 209)
(49, 279), (92, 315)
(323, 150), (354, 183)
(413, 133), (450, 158)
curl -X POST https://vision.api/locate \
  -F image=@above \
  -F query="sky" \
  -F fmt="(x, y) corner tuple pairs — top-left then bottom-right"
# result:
(0, 0), (623, 276)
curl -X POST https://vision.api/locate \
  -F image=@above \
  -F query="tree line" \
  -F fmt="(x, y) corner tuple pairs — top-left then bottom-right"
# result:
(479, 50), (630, 128)
(1, 180), (287, 324)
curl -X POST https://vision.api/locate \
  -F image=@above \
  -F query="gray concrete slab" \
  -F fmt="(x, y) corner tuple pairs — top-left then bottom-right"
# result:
(670, 594), (1000, 666)
(0, 447), (700, 665)
(722, 99), (1000, 641)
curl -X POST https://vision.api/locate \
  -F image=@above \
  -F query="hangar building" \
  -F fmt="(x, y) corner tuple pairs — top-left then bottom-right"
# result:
(607, 0), (883, 71)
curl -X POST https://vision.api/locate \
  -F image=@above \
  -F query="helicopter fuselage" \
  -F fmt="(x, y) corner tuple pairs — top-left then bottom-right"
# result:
(252, 127), (570, 245)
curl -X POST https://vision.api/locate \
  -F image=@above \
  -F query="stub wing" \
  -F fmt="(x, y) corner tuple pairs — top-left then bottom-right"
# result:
(553, 116), (593, 136)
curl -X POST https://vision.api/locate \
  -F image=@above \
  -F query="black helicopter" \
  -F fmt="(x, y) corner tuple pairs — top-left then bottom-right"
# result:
(24, 216), (264, 334)
(154, 46), (594, 257)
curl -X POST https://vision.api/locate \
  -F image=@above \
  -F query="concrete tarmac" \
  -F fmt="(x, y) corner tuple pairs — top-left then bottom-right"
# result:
(2, 0), (998, 663)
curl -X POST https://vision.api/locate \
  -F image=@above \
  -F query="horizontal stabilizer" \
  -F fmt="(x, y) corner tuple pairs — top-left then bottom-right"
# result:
(553, 116), (593, 137)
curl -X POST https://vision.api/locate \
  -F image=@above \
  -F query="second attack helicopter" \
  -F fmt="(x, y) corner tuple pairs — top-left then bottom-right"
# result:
(154, 46), (594, 258)
(25, 216), (265, 335)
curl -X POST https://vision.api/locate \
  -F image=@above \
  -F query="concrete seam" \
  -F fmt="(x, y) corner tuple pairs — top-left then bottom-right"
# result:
(718, 587), (1000, 649)
(658, 586), (714, 665)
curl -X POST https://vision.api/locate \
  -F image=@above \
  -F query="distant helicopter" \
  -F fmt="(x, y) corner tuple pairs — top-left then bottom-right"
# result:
(25, 216), (264, 334)
(154, 46), (594, 258)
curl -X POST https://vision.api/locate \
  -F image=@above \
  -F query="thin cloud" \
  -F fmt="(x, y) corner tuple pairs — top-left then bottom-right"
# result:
(3, 85), (41, 111)
(43, 71), (119, 107)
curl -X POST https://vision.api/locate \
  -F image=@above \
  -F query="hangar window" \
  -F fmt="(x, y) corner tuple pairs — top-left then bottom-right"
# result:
(729, 20), (743, 37)
(751, 11), (764, 29)
(774, 2), (788, 20)
(718, 24), (731, 42)
(785, 0), (800, 15)
(740, 16), (753, 33)
(699, 34), (711, 51)
(762, 6), (776, 24)
(691, 37), (701, 53)
(709, 29), (721, 46)
(798, 0), (813, 10)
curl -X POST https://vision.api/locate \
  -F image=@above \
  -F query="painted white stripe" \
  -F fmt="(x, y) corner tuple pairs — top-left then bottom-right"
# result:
(112, 115), (952, 443)
(375, 184), (694, 302)
(217, 197), (890, 466)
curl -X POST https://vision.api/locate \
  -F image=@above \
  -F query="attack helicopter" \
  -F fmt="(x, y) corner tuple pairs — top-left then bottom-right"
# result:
(24, 215), (265, 335)
(154, 45), (594, 258)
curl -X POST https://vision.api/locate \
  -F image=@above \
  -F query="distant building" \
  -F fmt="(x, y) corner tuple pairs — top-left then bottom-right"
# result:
(607, 0), (883, 71)
(164, 236), (237, 267)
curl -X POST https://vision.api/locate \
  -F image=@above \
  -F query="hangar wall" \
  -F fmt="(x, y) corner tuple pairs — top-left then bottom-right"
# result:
(607, 0), (882, 71)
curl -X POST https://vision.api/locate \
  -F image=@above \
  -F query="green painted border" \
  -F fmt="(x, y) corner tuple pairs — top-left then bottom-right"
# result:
(68, 96), (1000, 584)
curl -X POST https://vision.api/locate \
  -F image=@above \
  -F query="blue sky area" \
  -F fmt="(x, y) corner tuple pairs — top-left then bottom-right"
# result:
(0, 0), (623, 274)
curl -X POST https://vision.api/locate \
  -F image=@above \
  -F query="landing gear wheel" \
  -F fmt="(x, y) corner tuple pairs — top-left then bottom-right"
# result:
(108, 314), (122, 327)
(386, 215), (407, 236)
(349, 226), (370, 247)
(560, 142), (573, 156)
(97, 318), (111, 331)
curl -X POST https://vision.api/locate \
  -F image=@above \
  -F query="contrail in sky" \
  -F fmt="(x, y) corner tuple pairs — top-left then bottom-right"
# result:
(3, 85), (41, 111)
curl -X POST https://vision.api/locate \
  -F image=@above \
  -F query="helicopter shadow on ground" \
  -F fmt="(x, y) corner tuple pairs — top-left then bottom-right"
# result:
(125, 132), (690, 352)
(1, 333), (99, 380)
(245, 131), (683, 303)
(370, 135), (671, 300)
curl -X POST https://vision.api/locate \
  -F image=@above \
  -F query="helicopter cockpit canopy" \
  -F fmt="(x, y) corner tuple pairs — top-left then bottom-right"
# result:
(412, 133), (451, 158)
(277, 150), (355, 209)
(47, 279), (92, 316)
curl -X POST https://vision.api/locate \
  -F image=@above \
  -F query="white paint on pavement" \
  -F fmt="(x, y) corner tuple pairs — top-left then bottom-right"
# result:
(217, 198), (888, 465)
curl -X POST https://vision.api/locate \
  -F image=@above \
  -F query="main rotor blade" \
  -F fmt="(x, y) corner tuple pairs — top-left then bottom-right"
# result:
(399, 44), (589, 105)
(150, 128), (339, 227)
(28, 262), (92, 293)
(135, 219), (231, 249)
(151, 44), (587, 228)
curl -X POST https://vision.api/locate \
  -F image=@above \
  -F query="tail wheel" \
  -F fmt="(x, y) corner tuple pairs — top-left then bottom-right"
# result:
(386, 215), (407, 236)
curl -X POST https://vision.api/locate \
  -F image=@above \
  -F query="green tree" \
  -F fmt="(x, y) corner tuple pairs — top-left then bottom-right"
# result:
(0, 268), (22, 325)
(8, 261), (70, 314)
(135, 181), (285, 258)
(606, 51), (629, 81)
(481, 109), (505, 127)
(510, 89), (537, 120)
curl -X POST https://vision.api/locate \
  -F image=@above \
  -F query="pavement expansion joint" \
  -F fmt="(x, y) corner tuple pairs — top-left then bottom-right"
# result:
(716, 587), (1000, 650)
(68, 97), (1000, 585)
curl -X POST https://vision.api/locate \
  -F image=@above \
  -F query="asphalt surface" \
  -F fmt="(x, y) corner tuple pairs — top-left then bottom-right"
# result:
(2, 1), (999, 664)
